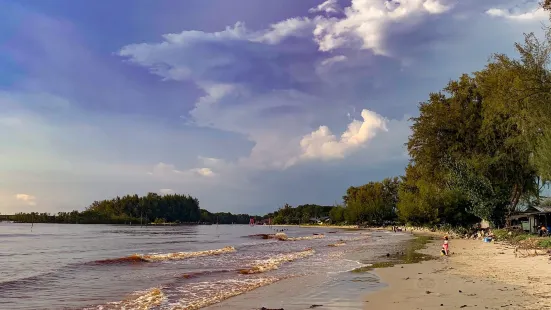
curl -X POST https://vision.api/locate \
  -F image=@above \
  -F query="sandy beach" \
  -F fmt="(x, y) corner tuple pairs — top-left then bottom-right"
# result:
(365, 237), (551, 310)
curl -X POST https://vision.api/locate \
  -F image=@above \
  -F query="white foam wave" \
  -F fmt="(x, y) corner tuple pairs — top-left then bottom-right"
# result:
(274, 233), (325, 241)
(170, 277), (283, 310)
(239, 249), (315, 274)
(86, 287), (165, 310)
(138, 246), (236, 262)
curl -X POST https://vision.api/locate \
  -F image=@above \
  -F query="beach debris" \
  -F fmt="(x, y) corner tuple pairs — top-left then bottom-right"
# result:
(460, 305), (467, 308)
(260, 307), (284, 310)
(459, 290), (462, 293)
(425, 290), (432, 294)
(309, 305), (323, 308)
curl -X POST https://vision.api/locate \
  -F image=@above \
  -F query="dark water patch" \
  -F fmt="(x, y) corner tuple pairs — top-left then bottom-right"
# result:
(352, 235), (435, 272)
(179, 269), (233, 279)
(0, 271), (62, 293)
(0, 233), (56, 237)
(350, 275), (380, 283)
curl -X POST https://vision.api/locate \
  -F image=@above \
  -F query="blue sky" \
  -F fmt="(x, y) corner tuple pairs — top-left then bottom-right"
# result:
(0, 0), (547, 214)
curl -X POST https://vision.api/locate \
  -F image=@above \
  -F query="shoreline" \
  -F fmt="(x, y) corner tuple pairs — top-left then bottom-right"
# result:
(270, 224), (360, 229)
(364, 235), (551, 309)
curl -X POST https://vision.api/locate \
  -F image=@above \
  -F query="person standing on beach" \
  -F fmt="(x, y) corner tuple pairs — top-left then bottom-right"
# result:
(442, 236), (449, 256)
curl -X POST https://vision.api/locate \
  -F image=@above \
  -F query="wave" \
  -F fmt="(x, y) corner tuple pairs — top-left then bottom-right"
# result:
(339, 235), (370, 242)
(0, 271), (58, 292)
(245, 233), (277, 239)
(238, 248), (315, 274)
(83, 287), (165, 310)
(273, 232), (325, 241)
(180, 269), (233, 279)
(171, 277), (286, 310)
(328, 241), (346, 247)
(92, 246), (236, 264)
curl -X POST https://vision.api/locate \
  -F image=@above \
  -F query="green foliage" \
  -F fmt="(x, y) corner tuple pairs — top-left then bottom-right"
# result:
(491, 229), (532, 243)
(86, 193), (201, 223)
(534, 132), (551, 182)
(351, 235), (434, 272)
(153, 218), (167, 224)
(343, 177), (400, 225)
(329, 205), (346, 223)
(403, 37), (550, 225)
(537, 238), (551, 248)
(397, 164), (477, 226)
(203, 211), (261, 224)
(11, 193), (262, 225)
(271, 203), (334, 225)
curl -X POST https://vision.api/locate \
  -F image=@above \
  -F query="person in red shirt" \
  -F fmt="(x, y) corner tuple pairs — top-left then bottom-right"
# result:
(441, 236), (449, 256)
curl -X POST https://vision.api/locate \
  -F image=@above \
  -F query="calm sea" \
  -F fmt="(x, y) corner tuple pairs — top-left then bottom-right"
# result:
(0, 223), (411, 310)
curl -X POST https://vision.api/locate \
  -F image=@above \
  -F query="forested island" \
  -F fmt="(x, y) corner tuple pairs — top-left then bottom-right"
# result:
(4, 193), (264, 225)
(5, 8), (551, 229)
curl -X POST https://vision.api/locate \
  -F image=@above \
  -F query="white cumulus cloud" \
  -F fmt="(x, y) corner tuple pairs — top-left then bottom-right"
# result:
(191, 167), (215, 177)
(159, 188), (174, 195)
(320, 55), (348, 66)
(299, 109), (388, 160)
(486, 6), (547, 21)
(148, 162), (216, 178)
(309, 0), (342, 15)
(15, 194), (37, 206)
(312, 0), (453, 55)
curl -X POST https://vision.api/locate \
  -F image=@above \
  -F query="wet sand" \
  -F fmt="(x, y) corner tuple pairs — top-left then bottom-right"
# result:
(365, 238), (551, 310)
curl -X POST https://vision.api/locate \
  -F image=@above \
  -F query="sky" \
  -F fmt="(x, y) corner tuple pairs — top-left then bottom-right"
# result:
(0, 0), (548, 215)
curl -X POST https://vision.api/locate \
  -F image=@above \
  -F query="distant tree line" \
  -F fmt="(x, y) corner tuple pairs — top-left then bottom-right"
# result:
(264, 204), (334, 225)
(7, 193), (260, 225)
(271, 178), (401, 226)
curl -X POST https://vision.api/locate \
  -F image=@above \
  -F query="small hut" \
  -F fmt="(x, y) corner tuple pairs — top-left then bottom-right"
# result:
(508, 205), (551, 234)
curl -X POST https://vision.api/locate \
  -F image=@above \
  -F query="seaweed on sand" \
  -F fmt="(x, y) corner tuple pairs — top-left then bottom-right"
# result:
(352, 235), (435, 273)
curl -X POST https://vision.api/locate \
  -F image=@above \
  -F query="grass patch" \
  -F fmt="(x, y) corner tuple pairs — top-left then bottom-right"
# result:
(492, 229), (535, 245)
(352, 235), (435, 273)
(493, 229), (551, 251)
(537, 238), (551, 248)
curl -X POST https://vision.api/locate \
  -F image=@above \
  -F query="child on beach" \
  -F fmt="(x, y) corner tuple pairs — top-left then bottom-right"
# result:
(441, 236), (449, 256)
